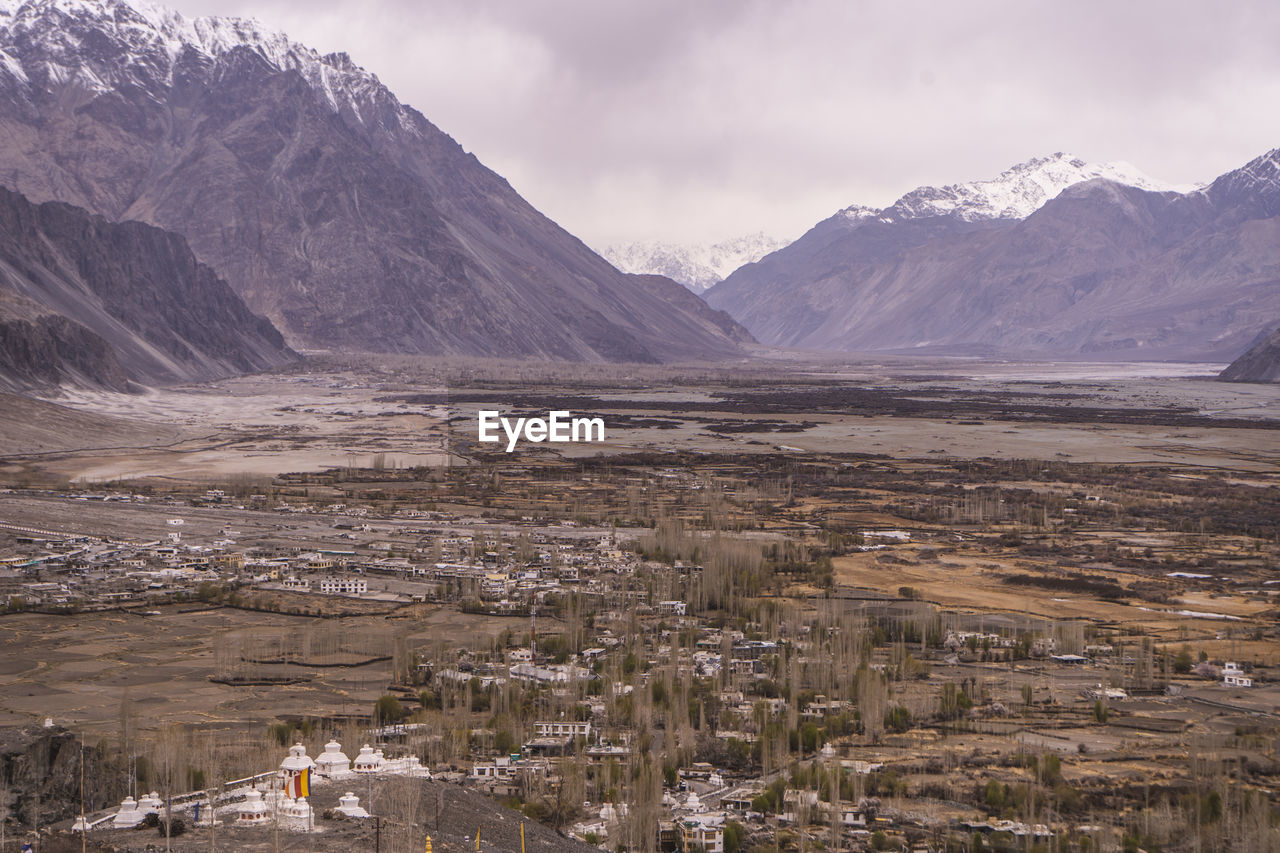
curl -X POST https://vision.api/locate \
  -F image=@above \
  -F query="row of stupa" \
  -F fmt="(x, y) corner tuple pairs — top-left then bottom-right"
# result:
(293, 740), (429, 777)
(105, 739), (428, 832)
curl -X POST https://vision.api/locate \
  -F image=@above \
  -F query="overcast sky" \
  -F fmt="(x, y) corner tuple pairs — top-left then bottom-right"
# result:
(163, 0), (1280, 247)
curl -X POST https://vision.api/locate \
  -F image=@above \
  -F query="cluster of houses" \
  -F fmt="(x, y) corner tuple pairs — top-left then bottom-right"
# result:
(6, 491), (1271, 852)
(0, 511), (644, 611)
(0, 529), (243, 607)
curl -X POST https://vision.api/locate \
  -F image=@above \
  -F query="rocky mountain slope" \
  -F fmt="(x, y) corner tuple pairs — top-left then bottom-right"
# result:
(0, 0), (751, 362)
(1220, 326), (1280, 382)
(602, 232), (790, 292)
(0, 185), (295, 391)
(706, 151), (1280, 360)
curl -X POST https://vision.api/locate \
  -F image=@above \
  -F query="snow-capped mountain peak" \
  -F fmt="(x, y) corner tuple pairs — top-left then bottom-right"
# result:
(885, 152), (1186, 223)
(602, 232), (791, 293)
(0, 0), (412, 134)
(833, 152), (1193, 228)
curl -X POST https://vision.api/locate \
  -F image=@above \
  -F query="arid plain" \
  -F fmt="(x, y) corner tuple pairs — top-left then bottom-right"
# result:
(1, 356), (1277, 852)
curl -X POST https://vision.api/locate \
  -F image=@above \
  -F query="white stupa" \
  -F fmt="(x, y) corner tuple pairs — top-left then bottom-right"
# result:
(194, 796), (222, 827)
(352, 744), (385, 774)
(112, 796), (145, 829)
(315, 740), (351, 777)
(137, 792), (162, 815)
(280, 743), (316, 775)
(237, 790), (271, 825)
(335, 792), (370, 819)
(278, 742), (316, 795)
(382, 753), (430, 777)
(276, 796), (313, 823)
(684, 790), (705, 813)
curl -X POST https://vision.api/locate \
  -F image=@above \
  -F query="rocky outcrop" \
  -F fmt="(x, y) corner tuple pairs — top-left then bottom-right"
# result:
(1220, 327), (1280, 383)
(0, 313), (132, 391)
(0, 724), (125, 829)
(0, 185), (296, 391)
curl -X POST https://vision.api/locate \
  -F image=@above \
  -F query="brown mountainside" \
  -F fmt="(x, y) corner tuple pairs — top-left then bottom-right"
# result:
(0, 185), (295, 391)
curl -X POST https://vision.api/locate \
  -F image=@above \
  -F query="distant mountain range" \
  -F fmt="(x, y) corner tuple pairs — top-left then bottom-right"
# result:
(0, 0), (751, 364)
(602, 233), (790, 292)
(0, 186), (294, 392)
(707, 151), (1280, 361)
(0, 0), (1271, 373)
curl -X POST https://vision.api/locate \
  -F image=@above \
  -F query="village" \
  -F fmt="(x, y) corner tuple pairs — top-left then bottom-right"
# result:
(0, 442), (1277, 853)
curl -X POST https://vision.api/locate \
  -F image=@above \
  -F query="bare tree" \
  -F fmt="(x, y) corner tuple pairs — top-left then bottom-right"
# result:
(856, 666), (887, 742)
(118, 689), (136, 798)
(382, 776), (425, 853)
(151, 724), (184, 853)
(1, 768), (9, 853)
(200, 731), (226, 853)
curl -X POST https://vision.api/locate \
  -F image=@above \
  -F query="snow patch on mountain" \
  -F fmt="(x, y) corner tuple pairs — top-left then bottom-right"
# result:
(837, 204), (878, 224)
(602, 233), (791, 292)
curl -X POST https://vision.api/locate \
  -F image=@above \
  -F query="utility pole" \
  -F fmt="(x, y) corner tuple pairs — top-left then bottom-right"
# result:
(273, 782), (280, 853)
(79, 731), (86, 853)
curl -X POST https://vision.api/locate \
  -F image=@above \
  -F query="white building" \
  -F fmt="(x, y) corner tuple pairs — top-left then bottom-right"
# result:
(509, 662), (590, 684)
(1223, 661), (1253, 688)
(471, 755), (519, 781)
(318, 576), (368, 595)
(677, 811), (726, 853)
(470, 755), (550, 783)
(534, 720), (592, 739)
